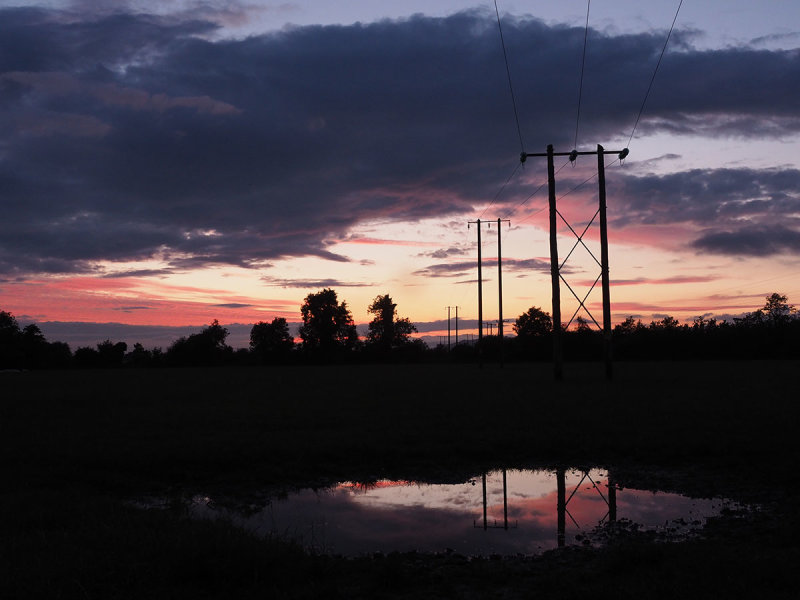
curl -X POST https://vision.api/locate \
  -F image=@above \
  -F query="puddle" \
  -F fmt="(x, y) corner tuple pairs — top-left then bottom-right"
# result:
(137, 469), (741, 557)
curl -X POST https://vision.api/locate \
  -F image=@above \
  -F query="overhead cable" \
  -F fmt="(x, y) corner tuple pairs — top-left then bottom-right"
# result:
(627, 0), (684, 147)
(494, 0), (525, 154)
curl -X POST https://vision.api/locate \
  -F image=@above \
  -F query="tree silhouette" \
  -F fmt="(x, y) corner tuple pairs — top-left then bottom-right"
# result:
(513, 306), (552, 337)
(166, 319), (232, 366)
(1, 311), (72, 368)
(760, 292), (795, 326)
(0, 310), (23, 368)
(250, 317), (294, 362)
(298, 289), (358, 357)
(365, 294), (417, 352)
(614, 316), (644, 335)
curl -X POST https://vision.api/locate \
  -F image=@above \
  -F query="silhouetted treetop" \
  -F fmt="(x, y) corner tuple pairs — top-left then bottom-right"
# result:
(166, 319), (232, 366)
(513, 306), (552, 337)
(366, 294), (417, 352)
(250, 317), (294, 362)
(298, 288), (358, 356)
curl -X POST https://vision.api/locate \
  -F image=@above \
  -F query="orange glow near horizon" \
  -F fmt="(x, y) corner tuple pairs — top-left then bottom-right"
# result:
(4, 212), (799, 336)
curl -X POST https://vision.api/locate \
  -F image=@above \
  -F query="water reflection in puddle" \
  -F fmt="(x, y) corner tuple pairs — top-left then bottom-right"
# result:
(168, 469), (737, 557)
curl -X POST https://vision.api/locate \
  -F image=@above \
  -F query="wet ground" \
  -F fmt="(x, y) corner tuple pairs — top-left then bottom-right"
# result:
(137, 468), (746, 558)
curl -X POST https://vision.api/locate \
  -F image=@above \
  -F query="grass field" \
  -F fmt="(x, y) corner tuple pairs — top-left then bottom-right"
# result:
(2, 361), (799, 598)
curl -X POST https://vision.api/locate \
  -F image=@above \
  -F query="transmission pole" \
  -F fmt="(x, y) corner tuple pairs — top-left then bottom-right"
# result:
(597, 145), (613, 379)
(546, 145), (563, 381)
(521, 144), (627, 380)
(497, 218), (510, 367)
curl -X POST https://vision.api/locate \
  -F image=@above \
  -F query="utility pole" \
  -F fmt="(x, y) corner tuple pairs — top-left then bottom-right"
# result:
(597, 145), (613, 379)
(446, 306), (452, 351)
(520, 144), (627, 380)
(455, 306), (459, 346)
(497, 218), (510, 367)
(547, 145), (563, 381)
(468, 219), (484, 362)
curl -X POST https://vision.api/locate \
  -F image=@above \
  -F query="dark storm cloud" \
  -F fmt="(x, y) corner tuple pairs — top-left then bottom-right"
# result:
(611, 167), (800, 255)
(1, 6), (799, 277)
(691, 225), (800, 255)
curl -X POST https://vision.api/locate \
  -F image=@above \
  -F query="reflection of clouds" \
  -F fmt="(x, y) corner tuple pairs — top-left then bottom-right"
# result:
(190, 469), (734, 557)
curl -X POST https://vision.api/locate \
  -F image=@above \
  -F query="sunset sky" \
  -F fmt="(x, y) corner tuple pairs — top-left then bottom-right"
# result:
(2, 0), (799, 348)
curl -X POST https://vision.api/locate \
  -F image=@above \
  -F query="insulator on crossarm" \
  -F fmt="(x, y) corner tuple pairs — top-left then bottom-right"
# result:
(618, 148), (629, 162)
(520, 151), (527, 164)
(569, 149), (578, 164)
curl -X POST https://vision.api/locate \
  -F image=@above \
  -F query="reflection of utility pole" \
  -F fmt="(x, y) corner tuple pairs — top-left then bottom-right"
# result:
(520, 145), (627, 380)
(502, 468), (509, 530)
(557, 467), (566, 547)
(482, 473), (487, 530)
(608, 470), (617, 524)
(474, 469), (516, 530)
(555, 468), (618, 548)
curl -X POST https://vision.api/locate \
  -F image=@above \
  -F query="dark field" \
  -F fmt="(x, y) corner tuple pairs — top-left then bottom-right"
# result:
(2, 361), (799, 598)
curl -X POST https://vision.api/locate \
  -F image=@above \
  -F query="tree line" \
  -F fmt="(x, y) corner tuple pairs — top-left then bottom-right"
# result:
(1, 291), (798, 369)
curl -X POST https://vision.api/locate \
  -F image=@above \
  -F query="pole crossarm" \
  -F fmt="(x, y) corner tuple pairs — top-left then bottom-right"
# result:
(522, 149), (627, 160)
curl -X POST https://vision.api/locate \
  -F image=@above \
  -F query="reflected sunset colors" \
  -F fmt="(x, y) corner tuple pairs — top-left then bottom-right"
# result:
(185, 469), (735, 557)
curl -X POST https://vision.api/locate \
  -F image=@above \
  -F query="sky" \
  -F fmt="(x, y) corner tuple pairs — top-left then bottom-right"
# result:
(1, 0), (799, 349)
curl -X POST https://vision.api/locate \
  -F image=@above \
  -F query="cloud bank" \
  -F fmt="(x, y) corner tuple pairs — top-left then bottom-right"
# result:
(1, 6), (799, 280)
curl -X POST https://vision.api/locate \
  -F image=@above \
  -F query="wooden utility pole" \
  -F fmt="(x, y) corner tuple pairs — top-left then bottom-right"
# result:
(597, 145), (613, 379)
(468, 219), (485, 365)
(446, 306), (452, 351)
(497, 218), (510, 367)
(546, 145), (563, 380)
(455, 306), (459, 346)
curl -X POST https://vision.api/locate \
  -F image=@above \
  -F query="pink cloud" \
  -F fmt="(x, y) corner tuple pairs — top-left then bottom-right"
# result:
(1, 276), (294, 326)
(339, 236), (440, 247)
(573, 275), (721, 287)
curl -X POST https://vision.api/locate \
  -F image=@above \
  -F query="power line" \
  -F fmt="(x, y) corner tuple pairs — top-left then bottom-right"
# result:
(627, 0), (684, 148)
(573, 0), (591, 152)
(479, 161), (521, 220)
(494, 0), (525, 154)
(501, 159), (571, 221)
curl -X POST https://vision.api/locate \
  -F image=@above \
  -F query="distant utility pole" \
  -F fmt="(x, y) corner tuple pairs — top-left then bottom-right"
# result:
(468, 219), (485, 358)
(455, 306), (459, 346)
(446, 306), (452, 351)
(521, 144), (628, 380)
